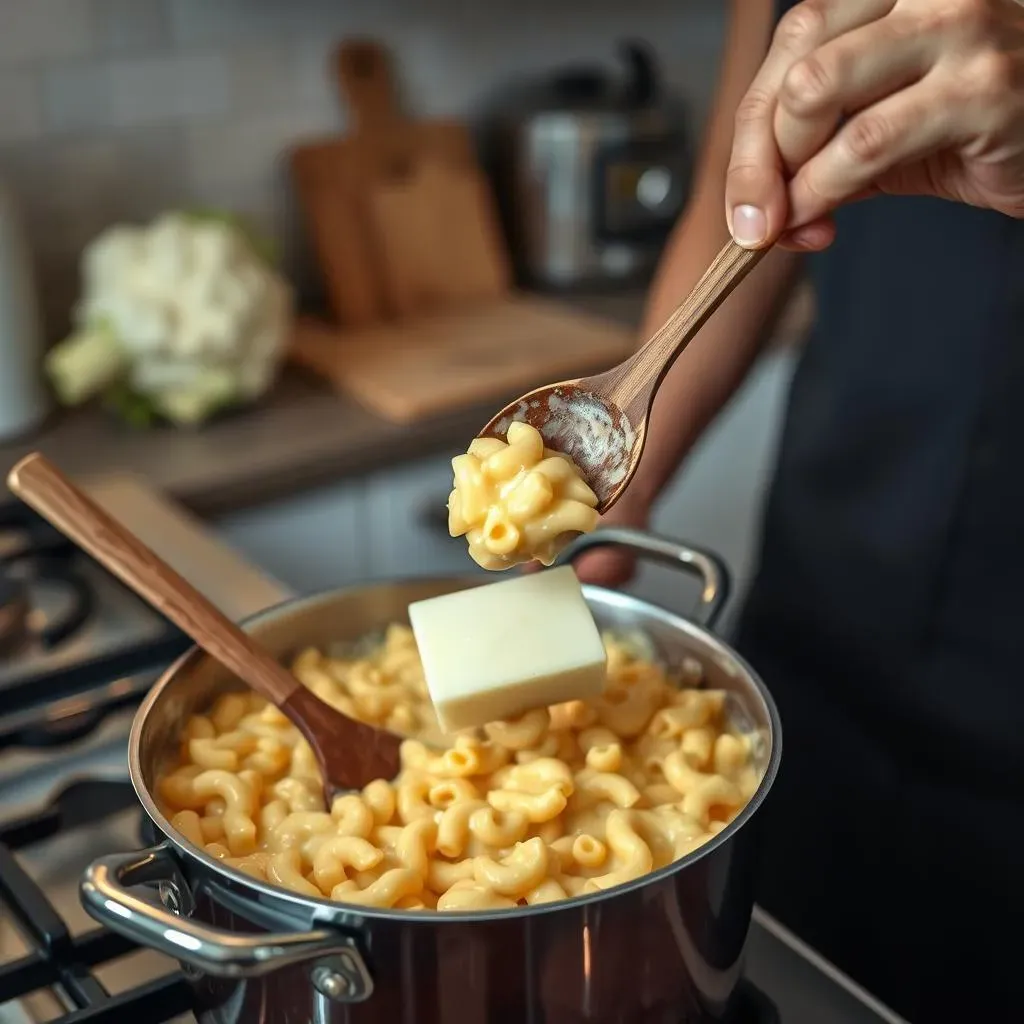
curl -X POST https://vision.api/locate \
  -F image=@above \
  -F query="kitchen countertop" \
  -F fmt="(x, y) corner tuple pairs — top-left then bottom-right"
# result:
(0, 287), (813, 517)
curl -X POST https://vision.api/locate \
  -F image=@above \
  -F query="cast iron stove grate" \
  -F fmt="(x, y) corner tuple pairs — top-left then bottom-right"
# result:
(0, 779), (192, 1023)
(0, 498), (190, 752)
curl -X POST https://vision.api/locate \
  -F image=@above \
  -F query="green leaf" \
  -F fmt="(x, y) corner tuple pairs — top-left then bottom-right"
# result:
(102, 379), (159, 429)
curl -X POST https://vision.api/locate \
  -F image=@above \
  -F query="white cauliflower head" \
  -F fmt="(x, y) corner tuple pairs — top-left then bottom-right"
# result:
(51, 211), (293, 426)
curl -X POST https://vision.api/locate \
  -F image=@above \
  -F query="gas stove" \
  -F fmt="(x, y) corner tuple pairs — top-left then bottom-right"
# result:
(0, 776), (193, 1024)
(0, 480), (909, 1024)
(0, 498), (188, 751)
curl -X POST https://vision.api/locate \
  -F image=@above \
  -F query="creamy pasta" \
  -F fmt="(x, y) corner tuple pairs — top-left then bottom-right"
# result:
(448, 422), (599, 570)
(156, 623), (762, 912)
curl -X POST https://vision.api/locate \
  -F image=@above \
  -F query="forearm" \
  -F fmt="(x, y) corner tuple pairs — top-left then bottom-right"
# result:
(619, 0), (797, 510)
(627, 221), (800, 508)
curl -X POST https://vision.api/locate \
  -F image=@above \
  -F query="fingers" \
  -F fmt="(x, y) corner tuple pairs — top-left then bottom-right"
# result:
(572, 550), (637, 588)
(775, 0), (896, 42)
(775, 13), (935, 173)
(726, 0), (896, 248)
(787, 80), (955, 226)
(779, 215), (836, 252)
(726, 88), (788, 249)
(778, 189), (879, 248)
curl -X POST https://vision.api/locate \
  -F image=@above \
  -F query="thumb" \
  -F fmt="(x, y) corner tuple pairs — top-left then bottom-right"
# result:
(725, 90), (790, 248)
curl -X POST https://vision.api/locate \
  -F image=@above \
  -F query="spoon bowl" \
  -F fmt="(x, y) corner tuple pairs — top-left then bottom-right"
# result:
(481, 241), (767, 512)
(6, 453), (402, 798)
(480, 380), (643, 510)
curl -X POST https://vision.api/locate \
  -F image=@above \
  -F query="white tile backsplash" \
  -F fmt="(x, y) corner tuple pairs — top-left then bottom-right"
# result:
(0, 68), (42, 142)
(93, 0), (171, 54)
(167, 0), (328, 47)
(0, 126), (189, 333)
(184, 109), (339, 193)
(40, 62), (110, 134)
(106, 52), (230, 126)
(0, 0), (96, 66)
(0, 0), (725, 340)
(227, 40), (338, 118)
(41, 52), (229, 133)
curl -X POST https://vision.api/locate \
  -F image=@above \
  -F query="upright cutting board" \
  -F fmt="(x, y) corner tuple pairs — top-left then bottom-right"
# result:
(289, 39), (633, 423)
(291, 40), (510, 326)
(368, 156), (510, 315)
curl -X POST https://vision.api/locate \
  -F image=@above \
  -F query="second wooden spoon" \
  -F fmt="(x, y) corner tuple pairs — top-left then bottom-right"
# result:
(480, 240), (769, 512)
(7, 453), (401, 796)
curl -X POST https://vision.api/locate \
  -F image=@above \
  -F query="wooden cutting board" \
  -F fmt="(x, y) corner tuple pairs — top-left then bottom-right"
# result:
(291, 40), (509, 326)
(290, 296), (635, 424)
(288, 37), (628, 426)
(368, 157), (509, 316)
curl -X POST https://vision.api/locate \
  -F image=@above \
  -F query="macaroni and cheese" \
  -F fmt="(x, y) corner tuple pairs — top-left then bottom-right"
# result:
(157, 624), (762, 912)
(448, 422), (599, 570)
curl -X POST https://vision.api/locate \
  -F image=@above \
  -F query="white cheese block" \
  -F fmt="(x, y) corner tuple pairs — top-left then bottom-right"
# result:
(408, 565), (607, 733)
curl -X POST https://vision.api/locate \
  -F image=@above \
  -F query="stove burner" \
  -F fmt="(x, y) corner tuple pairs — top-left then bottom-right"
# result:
(0, 497), (189, 752)
(0, 541), (94, 652)
(0, 574), (29, 652)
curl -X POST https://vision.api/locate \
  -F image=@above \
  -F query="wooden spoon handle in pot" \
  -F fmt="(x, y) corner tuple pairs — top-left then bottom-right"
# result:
(6, 453), (302, 707)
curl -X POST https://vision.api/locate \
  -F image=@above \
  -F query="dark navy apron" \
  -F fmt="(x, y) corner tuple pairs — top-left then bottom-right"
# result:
(735, 4), (1024, 1020)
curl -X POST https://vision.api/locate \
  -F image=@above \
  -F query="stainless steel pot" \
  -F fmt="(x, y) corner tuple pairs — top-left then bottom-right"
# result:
(80, 529), (781, 1024)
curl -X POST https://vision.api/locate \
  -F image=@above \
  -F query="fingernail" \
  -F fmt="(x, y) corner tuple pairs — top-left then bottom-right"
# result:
(731, 205), (767, 247)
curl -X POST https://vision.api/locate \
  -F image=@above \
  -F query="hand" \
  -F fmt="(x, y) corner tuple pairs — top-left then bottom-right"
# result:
(726, 0), (1024, 251)
(565, 498), (652, 588)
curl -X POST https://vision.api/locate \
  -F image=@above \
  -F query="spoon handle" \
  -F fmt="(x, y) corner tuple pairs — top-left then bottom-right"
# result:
(618, 241), (768, 414)
(7, 453), (302, 707)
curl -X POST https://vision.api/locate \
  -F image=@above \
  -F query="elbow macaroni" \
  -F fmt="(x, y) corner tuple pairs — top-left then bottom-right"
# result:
(448, 421), (599, 570)
(157, 624), (762, 912)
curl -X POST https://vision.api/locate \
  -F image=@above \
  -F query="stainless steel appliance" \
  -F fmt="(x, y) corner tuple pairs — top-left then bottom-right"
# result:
(486, 41), (691, 290)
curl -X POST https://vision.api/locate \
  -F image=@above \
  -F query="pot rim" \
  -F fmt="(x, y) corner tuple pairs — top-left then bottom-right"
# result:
(129, 576), (783, 925)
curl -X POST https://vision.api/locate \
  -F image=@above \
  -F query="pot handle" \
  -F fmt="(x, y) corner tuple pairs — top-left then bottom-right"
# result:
(557, 527), (730, 629)
(81, 844), (373, 999)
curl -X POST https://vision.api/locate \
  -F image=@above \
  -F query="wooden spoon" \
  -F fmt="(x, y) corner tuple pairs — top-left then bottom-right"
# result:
(6, 453), (401, 796)
(480, 240), (768, 512)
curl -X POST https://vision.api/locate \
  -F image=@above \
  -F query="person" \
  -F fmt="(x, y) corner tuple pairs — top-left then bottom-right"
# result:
(574, 1), (1024, 1020)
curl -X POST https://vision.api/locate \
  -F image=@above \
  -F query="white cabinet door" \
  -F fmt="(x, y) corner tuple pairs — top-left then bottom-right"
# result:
(365, 452), (484, 580)
(216, 482), (368, 595)
(631, 350), (797, 636)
